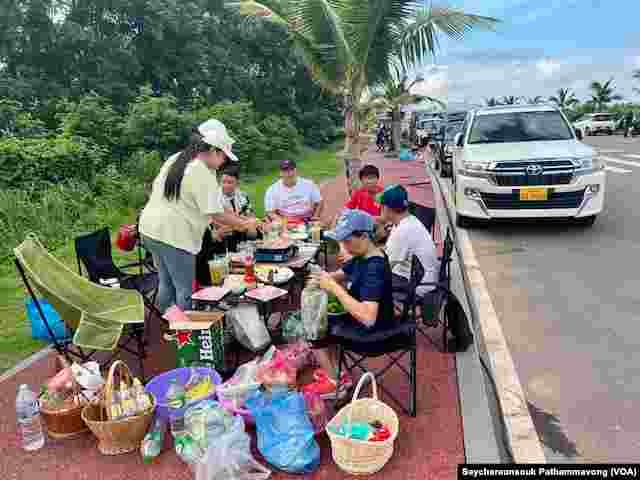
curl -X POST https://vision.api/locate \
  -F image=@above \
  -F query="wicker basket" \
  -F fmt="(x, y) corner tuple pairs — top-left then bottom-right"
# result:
(40, 400), (88, 439)
(326, 372), (399, 475)
(81, 361), (155, 455)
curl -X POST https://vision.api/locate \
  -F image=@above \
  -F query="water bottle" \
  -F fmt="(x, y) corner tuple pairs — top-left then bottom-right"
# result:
(166, 379), (186, 437)
(16, 384), (45, 451)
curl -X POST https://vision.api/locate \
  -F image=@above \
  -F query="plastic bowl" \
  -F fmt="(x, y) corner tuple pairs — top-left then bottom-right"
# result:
(145, 367), (222, 420)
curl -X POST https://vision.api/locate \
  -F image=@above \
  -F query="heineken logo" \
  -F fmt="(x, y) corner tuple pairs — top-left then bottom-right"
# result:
(199, 329), (214, 361)
(176, 331), (194, 349)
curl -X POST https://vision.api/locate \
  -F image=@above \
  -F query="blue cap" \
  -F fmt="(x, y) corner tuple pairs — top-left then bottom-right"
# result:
(380, 184), (409, 209)
(325, 209), (374, 241)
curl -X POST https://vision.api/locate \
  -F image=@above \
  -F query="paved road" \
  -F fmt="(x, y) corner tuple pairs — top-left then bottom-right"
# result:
(456, 135), (640, 462)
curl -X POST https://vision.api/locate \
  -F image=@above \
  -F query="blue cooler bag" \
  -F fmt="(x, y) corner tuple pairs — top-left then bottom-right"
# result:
(26, 298), (69, 342)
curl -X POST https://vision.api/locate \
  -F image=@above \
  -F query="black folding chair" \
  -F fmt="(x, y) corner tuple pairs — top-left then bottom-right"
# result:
(408, 201), (436, 238)
(393, 229), (454, 352)
(75, 227), (161, 319)
(334, 261), (419, 417)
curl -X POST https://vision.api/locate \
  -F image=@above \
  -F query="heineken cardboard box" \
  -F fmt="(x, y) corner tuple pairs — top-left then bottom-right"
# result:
(166, 311), (225, 371)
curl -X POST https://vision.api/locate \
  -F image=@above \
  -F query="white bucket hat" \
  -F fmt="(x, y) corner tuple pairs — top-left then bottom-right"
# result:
(197, 119), (239, 162)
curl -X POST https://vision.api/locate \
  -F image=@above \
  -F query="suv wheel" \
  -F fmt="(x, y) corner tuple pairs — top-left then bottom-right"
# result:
(456, 213), (473, 228)
(585, 127), (592, 136)
(608, 129), (613, 135)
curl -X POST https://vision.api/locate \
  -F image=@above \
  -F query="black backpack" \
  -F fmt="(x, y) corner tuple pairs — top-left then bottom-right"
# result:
(443, 293), (474, 352)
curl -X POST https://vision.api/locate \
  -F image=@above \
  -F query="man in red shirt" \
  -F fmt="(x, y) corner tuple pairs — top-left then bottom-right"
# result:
(344, 164), (383, 217)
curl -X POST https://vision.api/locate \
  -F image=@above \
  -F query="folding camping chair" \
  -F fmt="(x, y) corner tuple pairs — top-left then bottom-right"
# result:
(408, 201), (437, 240)
(334, 266), (419, 417)
(74, 227), (161, 320)
(14, 234), (148, 376)
(393, 229), (455, 352)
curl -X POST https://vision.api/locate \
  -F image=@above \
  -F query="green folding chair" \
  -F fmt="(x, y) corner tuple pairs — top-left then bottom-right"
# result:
(14, 234), (148, 376)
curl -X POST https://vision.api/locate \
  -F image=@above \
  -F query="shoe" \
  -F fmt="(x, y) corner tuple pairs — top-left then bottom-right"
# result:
(312, 368), (353, 387)
(306, 369), (353, 400)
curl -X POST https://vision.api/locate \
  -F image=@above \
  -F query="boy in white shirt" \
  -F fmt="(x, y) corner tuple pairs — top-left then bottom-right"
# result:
(380, 185), (439, 295)
(264, 159), (322, 224)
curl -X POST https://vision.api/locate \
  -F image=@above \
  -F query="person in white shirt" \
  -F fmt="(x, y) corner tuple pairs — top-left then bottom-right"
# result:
(264, 159), (322, 223)
(380, 185), (439, 295)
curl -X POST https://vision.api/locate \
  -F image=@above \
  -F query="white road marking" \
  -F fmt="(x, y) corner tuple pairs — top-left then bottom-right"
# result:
(605, 165), (632, 174)
(602, 155), (640, 168)
(599, 149), (624, 153)
(623, 154), (640, 160)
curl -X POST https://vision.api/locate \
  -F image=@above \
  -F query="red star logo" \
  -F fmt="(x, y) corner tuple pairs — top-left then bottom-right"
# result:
(175, 331), (194, 349)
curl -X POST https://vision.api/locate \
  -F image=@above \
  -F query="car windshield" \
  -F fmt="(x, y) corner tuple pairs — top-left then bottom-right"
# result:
(447, 113), (466, 123)
(468, 111), (573, 144)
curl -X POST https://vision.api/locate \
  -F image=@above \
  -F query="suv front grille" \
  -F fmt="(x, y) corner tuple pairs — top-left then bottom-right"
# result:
(491, 159), (575, 186)
(481, 189), (585, 210)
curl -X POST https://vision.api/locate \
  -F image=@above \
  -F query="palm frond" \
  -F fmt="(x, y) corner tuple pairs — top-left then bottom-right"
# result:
(399, 5), (499, 67)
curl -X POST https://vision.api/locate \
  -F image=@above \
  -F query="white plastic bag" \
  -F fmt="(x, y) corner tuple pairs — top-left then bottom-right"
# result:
(195, 415), (271, 480)
(228, 304), (271, 352)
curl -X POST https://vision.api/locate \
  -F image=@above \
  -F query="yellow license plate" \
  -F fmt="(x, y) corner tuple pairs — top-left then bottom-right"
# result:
(519, 188), (548, 201)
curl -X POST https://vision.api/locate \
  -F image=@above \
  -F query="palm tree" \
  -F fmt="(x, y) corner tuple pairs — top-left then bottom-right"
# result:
(485, 97), (501, 106)
(228, 1), (498, 190)
(526, 96), (544, 105)
(501, 95), (521, 105)
(369, 68), (445, 151)
(633, 69), (640, 95)
(589, 78), (622, 111)
(549, 88), (579, 111)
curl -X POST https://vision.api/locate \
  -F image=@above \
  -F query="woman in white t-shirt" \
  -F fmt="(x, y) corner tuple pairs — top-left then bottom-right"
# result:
(139, 119), (256, 313)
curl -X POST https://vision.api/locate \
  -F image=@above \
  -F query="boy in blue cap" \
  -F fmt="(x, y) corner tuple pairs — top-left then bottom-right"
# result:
(380, 185), (438, 295)
(303, 209), (395, 399)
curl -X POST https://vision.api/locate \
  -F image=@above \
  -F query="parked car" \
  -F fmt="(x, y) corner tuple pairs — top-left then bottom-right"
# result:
(415, 119), (441, 147)
(452, 104), (605, 227)
(573, 112), (615, 136)
(435, 121), (464, 178)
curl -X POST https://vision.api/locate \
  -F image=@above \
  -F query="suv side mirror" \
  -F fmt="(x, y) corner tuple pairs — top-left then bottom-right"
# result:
(454, 132), (464, 147)
(575, 128), (583, 141)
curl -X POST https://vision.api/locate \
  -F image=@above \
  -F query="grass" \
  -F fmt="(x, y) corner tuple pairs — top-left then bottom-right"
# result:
(0, 141), (343, 374)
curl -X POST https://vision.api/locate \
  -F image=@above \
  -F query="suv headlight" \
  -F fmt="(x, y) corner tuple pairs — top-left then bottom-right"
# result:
(458, 161), (492, 178)
(573, 156), (604, 174)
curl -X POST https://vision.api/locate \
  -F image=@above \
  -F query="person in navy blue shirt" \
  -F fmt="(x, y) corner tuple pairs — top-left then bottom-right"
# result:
(303, 209), (394, 399)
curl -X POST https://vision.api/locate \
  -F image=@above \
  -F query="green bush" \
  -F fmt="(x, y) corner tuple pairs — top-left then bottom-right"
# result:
(58, 95), (124, 151)
(0, 136), (107, 189)
(295, 109), (339, 148)
(122, 87), (193, 159)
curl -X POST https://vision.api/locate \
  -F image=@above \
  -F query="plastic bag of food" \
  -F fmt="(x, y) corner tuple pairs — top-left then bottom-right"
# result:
(245, 389), (320, 474)
(281, 311), (305, 340)
(228, 304), (271, 352)
(256, 351), (296, 389)
(194, 415), (271, 480)
(184, 400), (234, 451)
(303, 390), (329, 435)
(300, 268), (328, 340)
(279, 340), (311, 371)
(217, 359), (261, 409)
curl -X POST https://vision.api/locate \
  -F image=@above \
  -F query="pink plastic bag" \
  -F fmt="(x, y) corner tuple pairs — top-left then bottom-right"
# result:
(280, 340), (311, 370)
(256, 351), (297, 388)
(303, 390), (329, 435)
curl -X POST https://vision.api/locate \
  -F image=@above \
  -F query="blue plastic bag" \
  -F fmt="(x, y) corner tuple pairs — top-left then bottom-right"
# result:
(25, 299), (69, 342)
(246, 389), (320, 474)
(399, 148), (415, 161)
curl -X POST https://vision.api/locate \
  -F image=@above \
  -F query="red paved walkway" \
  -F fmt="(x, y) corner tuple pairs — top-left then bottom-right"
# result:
(0, 147), (463, 480)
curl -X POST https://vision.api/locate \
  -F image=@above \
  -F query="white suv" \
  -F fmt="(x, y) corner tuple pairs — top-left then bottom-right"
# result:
(452, 105), (605, 227)
(573, 113), (615, 136)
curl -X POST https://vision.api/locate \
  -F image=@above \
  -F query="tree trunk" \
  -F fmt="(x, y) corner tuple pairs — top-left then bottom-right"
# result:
(391, 107), (402, 154)
(343, 86), (364, 195)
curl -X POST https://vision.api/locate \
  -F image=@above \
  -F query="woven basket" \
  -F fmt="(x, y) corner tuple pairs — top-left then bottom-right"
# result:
(326, 372), (399, 475)
(81, 361), (155, 455)
(41, 401), (88, 439)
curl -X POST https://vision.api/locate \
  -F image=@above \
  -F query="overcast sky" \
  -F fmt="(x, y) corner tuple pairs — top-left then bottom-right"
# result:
(412, 0), (640, 105)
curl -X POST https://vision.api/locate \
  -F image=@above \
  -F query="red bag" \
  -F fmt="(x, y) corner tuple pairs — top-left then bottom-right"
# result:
(116, 224), (138, 251)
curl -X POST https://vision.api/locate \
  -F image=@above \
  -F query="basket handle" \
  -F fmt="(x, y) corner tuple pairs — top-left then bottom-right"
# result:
(343, 372), (378, 432)
(104, 360), (133, 420)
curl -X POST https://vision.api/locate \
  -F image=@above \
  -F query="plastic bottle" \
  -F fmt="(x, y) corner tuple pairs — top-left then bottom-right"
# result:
(16, 384), (45, 451)
(132, 378), (152, 413)
(141, 416), (167, 464)
(166, 379), (186, 436)
(119, 381), (137, 418)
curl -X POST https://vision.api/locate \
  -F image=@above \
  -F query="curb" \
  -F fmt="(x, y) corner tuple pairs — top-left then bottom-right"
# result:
(0, 346), (52, 384)
(429, 161), (546, 463)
